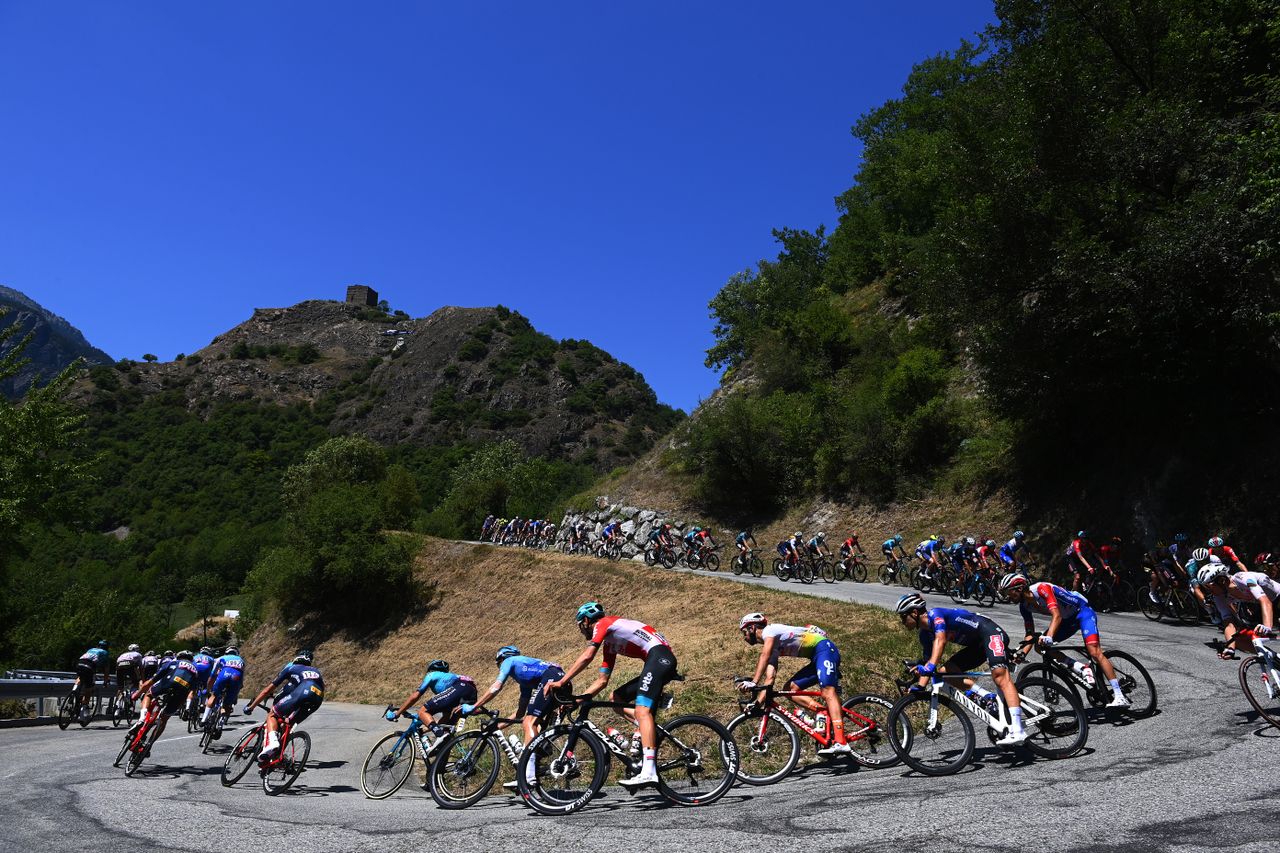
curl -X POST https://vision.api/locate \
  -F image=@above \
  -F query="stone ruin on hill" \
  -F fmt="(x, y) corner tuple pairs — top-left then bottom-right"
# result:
(345, 284), (378, 306)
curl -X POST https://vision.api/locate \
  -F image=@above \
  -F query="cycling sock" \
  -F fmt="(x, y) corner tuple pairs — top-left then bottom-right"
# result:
(263, 731), (280, 752)
(1108, 678), (1122, 694)
(832, 718), (846, 745)
(969, 686), (992, 699)
(641, 747), (656, 775)
(1010, 707), (1024, 730)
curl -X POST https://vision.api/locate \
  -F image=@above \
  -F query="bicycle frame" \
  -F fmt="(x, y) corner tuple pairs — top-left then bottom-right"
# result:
(1245, 634), (1280, 699)
(750, 687), (879, 747)
(909, 673), (1057, 736)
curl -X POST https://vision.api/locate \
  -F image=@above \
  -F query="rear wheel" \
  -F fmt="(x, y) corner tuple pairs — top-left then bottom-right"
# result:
(773, 559), (788, 581)
(222, 726), (263, 786)
(263, 730), (312, 795)
(360, 731), (416, 799)
(661, 549), (677, 570)
(517, 725), (609, 816)
(1170, 589), (1201, 625)
(1238, 655), (1280, 728)
(125, 726), (158, 777)
(732, 554), (745, 576)
(887, 692), (975, 776)
(655, 714), (737, 806)
(429, 731), (501, 809)
(841, 694), (902, 768)
(879, 564), (894, 585)
(798, 562), (815, 584)
(113, 733), (132, 768)
(1137, 585), (1163, 621)
(725, 709), (800, 785)
(1018, 677), (1088, 759)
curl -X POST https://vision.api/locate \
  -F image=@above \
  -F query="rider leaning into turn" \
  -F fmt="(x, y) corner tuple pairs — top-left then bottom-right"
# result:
(1197, 562), (1279, 658)
(201, 646), (245, 733)
(385, 657), (476, 737)
(132, 650), (200, 751)
(244, 649), (325, 762)
(546, 602), (677, 791)
(737, 613), (851, 756)
(1065, 531), (1103, 591)
(75, 641), (111, 717)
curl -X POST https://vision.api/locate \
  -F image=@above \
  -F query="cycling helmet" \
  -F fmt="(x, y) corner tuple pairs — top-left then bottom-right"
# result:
(1076, 530), (1088, 539)
(999, 573), (1029, 594)
(225, 647), (239, 656)
(739, 612), (767, 629)
(1208, 536), (1225, 548)
(1255, 553), (1273, 567)
(575, 601), (605, 623)
(98, 640), (109, 648)
(144, 650), (155, 657)
(1013, 530), (1025, 540)
(928, 535), (939, 542)
(816, 532), (826, 541)
(1174, 533), (1188, 544)
(177, 650), (194, 661)
(894, 534), (903, 545)
(793, 531), (802, 538)
(200, 646), (212, 655)
(1192, 547), (1209, 562)
(294, 649), (314, 665)
(128, 643), (140, 652)
(427, 659), (450, 672)
(1197, 564), (1228, 585)
(895, 593), (927, 615)
(937, 536), (946, 546)
(163, 650), (174, 658)
(495, 645), (520, 662)
(964, 537), (975, 547)
(985, 539), (996, 548)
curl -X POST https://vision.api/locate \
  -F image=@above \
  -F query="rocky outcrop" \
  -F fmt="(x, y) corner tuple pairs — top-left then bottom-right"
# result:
(0, 286), (112, 398)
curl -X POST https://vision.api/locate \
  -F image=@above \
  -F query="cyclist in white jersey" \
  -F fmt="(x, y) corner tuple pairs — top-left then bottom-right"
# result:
(115, 646), (143, 693)
(1198, 564), (1280, 656)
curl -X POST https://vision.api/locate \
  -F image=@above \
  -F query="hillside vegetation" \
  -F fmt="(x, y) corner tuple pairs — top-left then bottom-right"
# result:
(245, 537), (917, 718)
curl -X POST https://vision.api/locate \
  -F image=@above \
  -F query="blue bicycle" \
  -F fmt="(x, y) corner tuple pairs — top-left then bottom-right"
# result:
(359, 706), (453, 799)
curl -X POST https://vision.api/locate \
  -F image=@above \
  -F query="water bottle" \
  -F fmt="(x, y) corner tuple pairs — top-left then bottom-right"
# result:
(1072, 660), (1096, 686)
(799, 712), (816, 728)
(508, 733), (524, 751)
(814, 713), (827, 734)
(629, 730), (642, 755)
(605, 727), (629, 751)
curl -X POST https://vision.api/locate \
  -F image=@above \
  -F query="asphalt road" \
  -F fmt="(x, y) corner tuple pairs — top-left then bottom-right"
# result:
(5, 565), (1276, 853)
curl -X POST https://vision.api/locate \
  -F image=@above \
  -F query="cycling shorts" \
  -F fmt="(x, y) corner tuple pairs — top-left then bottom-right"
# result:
(945, 621), (1010, 673)
(422, 678), (477, 716)
(790, 639), (841, 689)
(75, 662), (97, 687)
(612, 647), (677, 710)
(115, 663), (139, 690)
(1050, 605), (1100, 645)
(274, 681), (325, 724)
(152, 682), (191, 717)
(523, 666), (566, 719)
(211, 671), (243, 707)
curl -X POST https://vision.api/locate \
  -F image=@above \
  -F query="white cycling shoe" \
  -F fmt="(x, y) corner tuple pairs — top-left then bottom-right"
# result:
(817, 742), (852, 757)
(996, 729), (1028, 746)
(1107, 694), (1131, 708)
(618, 768), (660, 790)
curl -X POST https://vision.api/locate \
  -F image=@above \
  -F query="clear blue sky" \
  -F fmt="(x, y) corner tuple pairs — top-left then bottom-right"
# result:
(0, 2), (993, 412)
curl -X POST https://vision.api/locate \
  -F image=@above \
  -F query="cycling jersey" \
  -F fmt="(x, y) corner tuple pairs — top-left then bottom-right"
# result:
(273, 662), (325, 695)
(1211, 545), (1243, 566)
(841, 537), (858, 552)
(140, 654), (160, 680)
(1020, 582), (1099, 644)
(760, 623), (829, 663)
(736, 532), (751, 546)
(1209, 571), (1280, 622)
(1066, 538), (1097, 560)
(418, 669), (462, 696)
(116, 651), (141, 671)
(192, 653), (215, 681)
(588, 616), (669, 673)
(495, 655), (558, 689)
(998, 538), (1022, 565)
(882, 538), (899, 553)
(79, 646), (110, 670)
(152, 659), (200, 696)
(648, 529), (661, 543)
(916, 540), (941, 559)
(273, 665), (325, 724)
(919, 608), (1009, 671)
(807, 537), (823, 552)
(977, 544), (996, 564)
(209, 654), (245, 706)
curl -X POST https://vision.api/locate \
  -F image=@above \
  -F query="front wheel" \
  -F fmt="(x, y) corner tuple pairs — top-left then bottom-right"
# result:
(842, 694), (902, 768)
(1105, 650), (1157, 717)
(1017, 677), (1088, 759)
(429, 731), (501, 809)
(749, 556), (764, 578)
(222, 726), (263, 786)
(1239, 655), (1280, 728)
(704, 553), (720, 572)
(57, 693), (75, 731)
(263, 730), (312, 795)
(725, 709), (800, 785)
(360, 730), (417, 799)
(517, 724), (609, 816)
(850, 560), (868, 583)
(887, 692), (975, 776)
(819, 560), (835, 583)
(797, 563), (815, 584)
(655, 714), (737, 806)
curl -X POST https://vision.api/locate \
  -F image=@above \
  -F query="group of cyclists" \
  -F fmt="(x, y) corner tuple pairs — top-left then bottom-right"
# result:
(481, 515), (558, 548)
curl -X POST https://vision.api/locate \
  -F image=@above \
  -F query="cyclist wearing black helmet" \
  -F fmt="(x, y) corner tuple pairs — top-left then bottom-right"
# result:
(464, 646), (567, 790)
(74, 640), (111, 720)
(131, 650), (200, 749)
(384, 657), (476, 733)
(1065, 531), (1101, 591)
(244, 649), (325, 762)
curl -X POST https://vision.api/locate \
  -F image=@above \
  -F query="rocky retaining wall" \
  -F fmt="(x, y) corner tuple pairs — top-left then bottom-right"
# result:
(558, 498), (707, 560)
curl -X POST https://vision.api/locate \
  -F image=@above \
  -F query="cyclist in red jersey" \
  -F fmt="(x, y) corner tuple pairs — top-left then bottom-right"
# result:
(546, 602), (677, 790)
(1066, 531), (1103, 591)
(1208, 536), (1248, 573)
(977, 539), (998, 572)
(839, 533), (865, 560)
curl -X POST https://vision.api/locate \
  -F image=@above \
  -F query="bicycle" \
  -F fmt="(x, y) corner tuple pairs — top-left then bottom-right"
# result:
(835, 553), (868, 582)
(1013, 633), (1157, 718)
(109, 684), (137, 729)
(198, 701), (234, 754)
(910, 561), (955, 595)
(725, 679), (901, 784)
(359, 706), (454, 799)
(947, 565), (997, 607)
(428, 708), (529, 809)
(732, 548), (764, 578)
(688, 544), (721, 572)
(185, 686), (209, 733)
(250, 706), (311, 795)
(57, 678), (100, 730)
(515, 689), (738, 815)
(113, 695), (163, 776)
(887, 660), (1088, 776)
(773, 555), (815, 584)
(1236, 628), (1280, 728)
(878, 556), (911, 586)
(1137, 568), (1200, 625)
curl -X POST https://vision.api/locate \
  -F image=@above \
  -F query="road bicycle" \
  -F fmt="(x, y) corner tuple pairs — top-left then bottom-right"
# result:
(221, 705), (311, 794)
(515, 690), (738, 815)
(1013, 633), (1157, 717)
(947, 566), (997, 607)
(835, 553), (868, 582)
(773, 555), (815, 584)
(879, 556), (912, 586)
(428, 708), (529, 809)
(359, 706), (454, 799)
(57, 678), (100, 730)
(725, 679), (902, 785)
(687, 544), (721, 572)
(910, 561), (955, 595)
(109, 684), (137, 728)
(887, 661), (1088, 776)
(1234, 628), (1280, 728)
(185, 686), (209, 733)
(197, 701), (234, 754)
(113, 694), (164, 776)
(1137, 568), (1201, 625)
(731, 548), (765, 578)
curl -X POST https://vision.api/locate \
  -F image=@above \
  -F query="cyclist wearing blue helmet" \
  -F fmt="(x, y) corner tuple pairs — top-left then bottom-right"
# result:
(463, 645), (567, 788)
(384, 657), (476, 734)
(882, 534), (906, 562)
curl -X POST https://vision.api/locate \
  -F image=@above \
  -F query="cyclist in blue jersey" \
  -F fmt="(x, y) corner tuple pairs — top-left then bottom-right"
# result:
(915, 536), (946, 582)
(186, 647), (216, 720)
(998, 530), (1028, 572)
(74, 641), (111, 719)
(601, 521), (621, 547)
(895, 594), (1026, 745)
(462, 646), (567, 789)
(245, 650), (325, 761)
(806, 532), (829, 559)
(200, 646), (245, 734)
(1000, 574), (1129, 707)
(132, 650), (200, 747)
(385, 658), (477, 732)
(882, 535), (906, 561)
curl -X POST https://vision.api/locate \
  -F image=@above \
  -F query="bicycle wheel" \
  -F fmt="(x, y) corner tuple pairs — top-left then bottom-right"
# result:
(1089, 581), (1114, 613)
(221, 726), (263, 786)
(704, 553), (720, 572)
(113, 732), (132, 768)
(773, 559), (788, 581)
(360, 731), (418, 799)
(887, 692), (975, 776)
(429, 731), (501, 809)
(111, 694), (124, 728)
(57, 693), (75, 731)
(972, 577), (997, 607)
(819, 559), (835, 583)
(1137, 586), (1163, 621)
(798, 563), (815, 584)
(517, 724), (609, 816)
(661, 550), (677, 569)
(655, 714), (737, 806)
(725, 709), (800, 785)
(125, 726), (158, 777)
(879, 564), (894, 585)
(1238, 655), (1280, 728)
(732, 555), (745, 576)
(841, 694), (903, 768)
(263, 729), (311, 795)
(1106, 651), (1157, 717)
(1018, 677), (1088, 759)
(644, 548), (657, 567)
(898, 561), (914, 586)
(1170, 589), (1201, 626)
(851, 560), (868, 583)
(749, 556), (764, 578)
(200, 723), (216, 754)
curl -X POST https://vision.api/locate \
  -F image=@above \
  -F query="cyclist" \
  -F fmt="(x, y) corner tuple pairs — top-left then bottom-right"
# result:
(131, 650), (199, 749)
(978, 539), (999, 572)
(737, 613), (850, 755)
(462, 645), (566, 789)
(806, 532), (829, 560)
(1208, 536), (1249, 573)
(186, 647), (216, 720)
(1198, 563), (1280, 657)
(115, 644), (143, 698)
(915, 535), (945, 583)
(694, 526), (716, 558)
(481, 514), (496, 540)
(894, 593), (1026, 745)
(1065, 531), (1103, 591)
(160, 649), (175, 666)
(1000, 574), (1130, 707)
(74, 641), (111, 718)
(839, 532), (865, 563)
(681, 526), (701, 560)
(140, 649), (160, 682)
(881, 534), (906, 565)
(998, 530), (1029, 574)
(735, 529), (757, 568)
(1183, 547), (1218, 624)
(546, 602), (677, 790)
(384, 658), (476, 733)
(200, 646), (245, 734)
(244, 649), (325, 762)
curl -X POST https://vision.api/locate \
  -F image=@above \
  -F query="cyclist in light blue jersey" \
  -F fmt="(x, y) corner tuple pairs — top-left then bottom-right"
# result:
(999, 530), (1028, 571)
(463, 646), (568, 788)
(386, 658), (476, 730)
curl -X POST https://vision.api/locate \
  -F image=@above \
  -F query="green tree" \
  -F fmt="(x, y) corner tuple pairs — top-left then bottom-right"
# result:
(185, 571), (225, 647)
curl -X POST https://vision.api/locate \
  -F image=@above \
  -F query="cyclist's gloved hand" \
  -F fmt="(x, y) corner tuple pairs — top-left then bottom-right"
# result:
(459, 704), (476, 715)
(1255, 624), (1274, 637)
(736, 679), (756, 692)
(1038, 635), (1054, 650)
(242, 703), (254, 715)
(385, 709), (398, 722)
(915, 662), (937, 676)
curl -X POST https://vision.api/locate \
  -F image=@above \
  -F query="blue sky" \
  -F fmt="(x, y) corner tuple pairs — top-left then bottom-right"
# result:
(0, 2), (993, 412)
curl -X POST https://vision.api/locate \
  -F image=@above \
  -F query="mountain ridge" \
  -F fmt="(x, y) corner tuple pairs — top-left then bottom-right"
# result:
(0, 285), (113, 398)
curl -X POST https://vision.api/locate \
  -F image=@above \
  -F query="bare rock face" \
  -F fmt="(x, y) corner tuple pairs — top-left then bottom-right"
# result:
(71, 299), (681, 471)
(0, 286), (113, 398)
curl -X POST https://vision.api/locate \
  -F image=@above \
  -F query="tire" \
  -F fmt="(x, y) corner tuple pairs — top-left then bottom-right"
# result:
(972, 577), (997, 608)
(910, 566), (924, 590)
(222, 726), (263, 786)
(879, 564), (894, 585)
(57, 693), (74, 731)
(125, 726), (158, 777)
(1137, 586), (1163, 621)
(111, 694), (124, 728)
(263, 729), (311, 795)
(1238, 655), (1280, 728)
(1170, 589), (1201, 626)
(1017, 677), (1089, 759)
(798, 563), (815, 584)
(704, 554), (720, 573)
(947, 575), (967, 604)
(773, 559), (788, 581)
(887, 692), (975, 776)
(842, 694), (903, 768)
(655, 714), (737, 807)
(360, 730), (417, 799)
(1105, 651), (1157, 717)
(429, 731), (501, 809)
(732, 555), (745, 576)
(725, 710), (800, 785)
(749, 556), (764, 578)
(644, 548), (657, 567)
(1014, 662), (1085, 707)
(114, 733), (132, 768)
(661, 550), (677, 570)
(819, 560), (835, 583)
(851, 560), (868, 583)
(200, 723), (216, 754)
(1088, 581), (1114, 613)
(517, 724), (609, 816)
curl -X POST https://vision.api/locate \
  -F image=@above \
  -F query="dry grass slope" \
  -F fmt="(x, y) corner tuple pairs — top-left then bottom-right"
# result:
(244, 537), (918, 719)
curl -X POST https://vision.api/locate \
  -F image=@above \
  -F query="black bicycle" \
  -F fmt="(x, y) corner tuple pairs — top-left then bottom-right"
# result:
(1014, 633), (1157, 718)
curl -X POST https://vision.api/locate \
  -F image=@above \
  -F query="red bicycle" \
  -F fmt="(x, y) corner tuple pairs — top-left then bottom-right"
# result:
(113, 693), (162, 776)
(726, 679), (903, 784)
(221, 706), (311, 794)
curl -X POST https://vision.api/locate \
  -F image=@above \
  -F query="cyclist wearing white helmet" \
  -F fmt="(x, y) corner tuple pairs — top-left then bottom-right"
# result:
(777, 533), (804, 570)
(1199, 563), (1280, 658)
(914, 536), (946, 582)
(115, 644), (143, 694)
(546, 602), (676, 791)
(806, 532), (829, 559)
(737, 613), (850, 756)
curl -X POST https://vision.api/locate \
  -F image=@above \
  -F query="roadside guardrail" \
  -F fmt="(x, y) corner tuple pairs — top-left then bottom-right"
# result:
(1, 670), (115, 727)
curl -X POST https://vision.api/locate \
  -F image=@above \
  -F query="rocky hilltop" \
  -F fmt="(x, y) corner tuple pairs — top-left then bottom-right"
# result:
(75, 299), (681, 469)
(0, 286), (113, 398)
